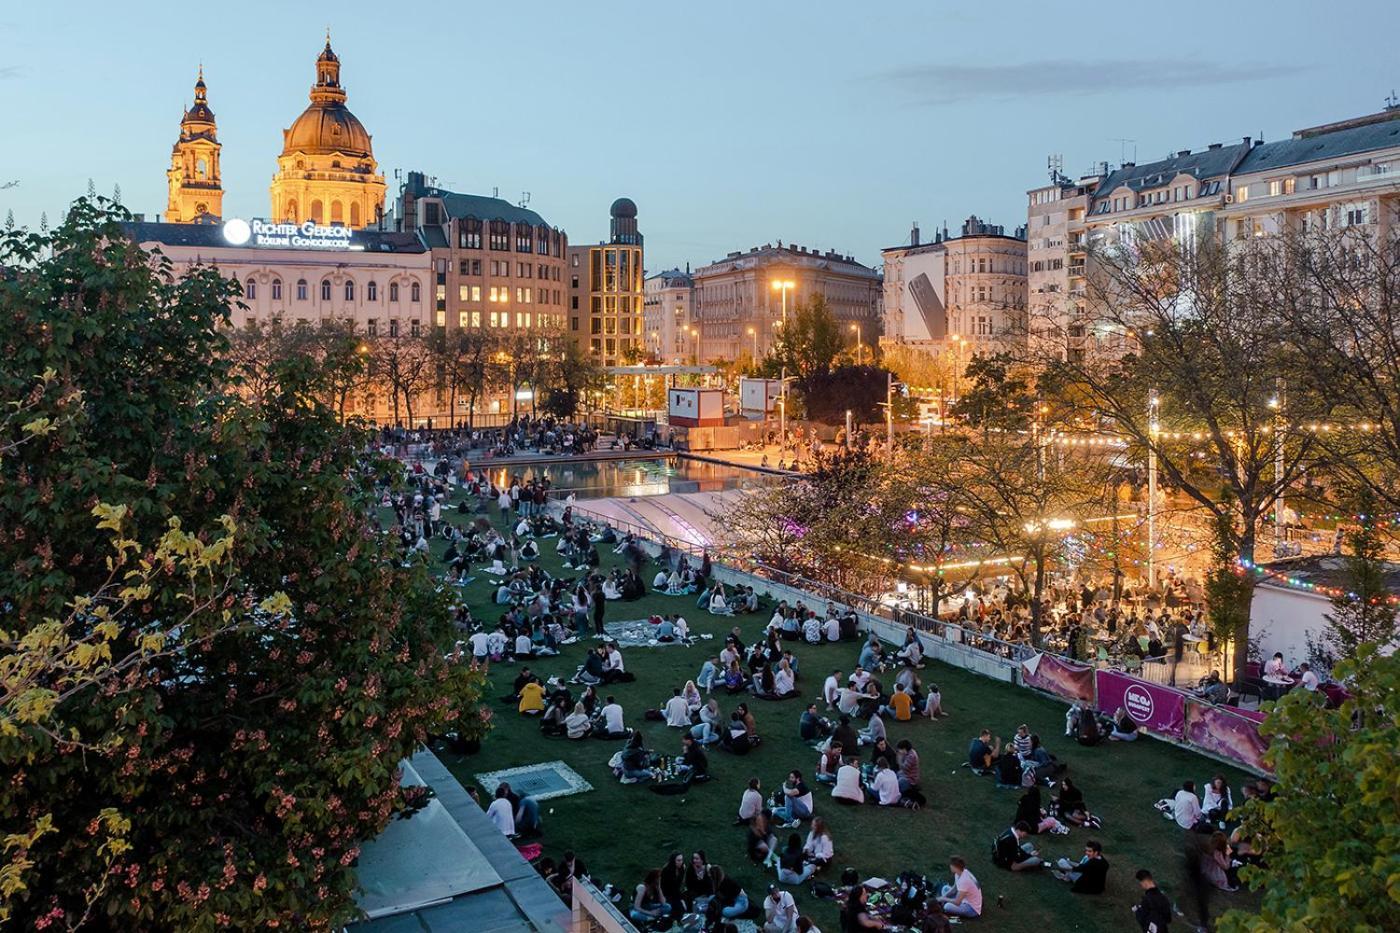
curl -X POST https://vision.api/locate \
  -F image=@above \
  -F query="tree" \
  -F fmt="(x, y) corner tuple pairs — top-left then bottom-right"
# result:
(882, 342), (950, 394)
(1218, 647), (1400, 933)
(797, 364), (888, 425)
(763, 294), (844, 379)
(371, 332), (433, 427)
(952, 353), (1035, 435)
(0, 200), (487, 930)
(539, 337), (603, 420)
(1319, 489), (1399, 665)
(1039, 234), (1333, 681)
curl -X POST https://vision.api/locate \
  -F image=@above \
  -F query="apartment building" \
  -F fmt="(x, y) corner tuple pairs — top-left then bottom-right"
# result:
(567, 199), (645, 366)
(643, 267), (694, 363)
(1026, 174), (1100, 361)
(691, 243), (881, 363)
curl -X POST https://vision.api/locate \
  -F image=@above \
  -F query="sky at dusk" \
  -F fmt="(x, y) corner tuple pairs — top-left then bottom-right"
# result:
(2, 0), (1396, 272)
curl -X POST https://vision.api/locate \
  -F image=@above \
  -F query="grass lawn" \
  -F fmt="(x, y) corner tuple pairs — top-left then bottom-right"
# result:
(418, 491), (1259, 931)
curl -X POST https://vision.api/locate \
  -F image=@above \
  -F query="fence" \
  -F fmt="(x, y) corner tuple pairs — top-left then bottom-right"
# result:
(552, 503), (1272, 775)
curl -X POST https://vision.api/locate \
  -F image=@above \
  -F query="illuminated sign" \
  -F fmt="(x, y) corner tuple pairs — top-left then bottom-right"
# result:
(222, 218), (358, 251)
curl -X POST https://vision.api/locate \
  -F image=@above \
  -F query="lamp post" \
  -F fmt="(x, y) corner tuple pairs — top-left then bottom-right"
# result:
(747, 326), (757, 364)
(949, 334), (964, 402)
(1147, 389), (1159, 589)
(845, 409), (853, 450)
(770, 278), (795, 353)
(850, 322), (863, 365)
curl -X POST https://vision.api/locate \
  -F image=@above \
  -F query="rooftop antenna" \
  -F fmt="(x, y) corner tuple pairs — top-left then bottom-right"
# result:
(1111, 138), (1137, 165)
(493, 186), (499, 198)
(1048, 153), (1064, 183)
(519, 191), (531, 208)
(1386, 89), (1399, 110)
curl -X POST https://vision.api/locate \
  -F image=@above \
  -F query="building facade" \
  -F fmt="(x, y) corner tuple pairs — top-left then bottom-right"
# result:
(642, 268), (693, 363)
(881, 217), (1027, 366)
(1026, 174), (1099, 362)
(691, 243), (881, 363)
(1218, 107), (1400, 243)
(269, 39), (386, 229)
(394, 171), (568, 335)
(567, 199), (645, 366)
(166, 68), (223, 223)
(124, 219), (432, 422)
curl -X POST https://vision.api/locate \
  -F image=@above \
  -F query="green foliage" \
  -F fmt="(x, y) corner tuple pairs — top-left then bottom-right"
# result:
(1203, 503), (1255, 667)
(762, 294), (845, 379)
(1321, 489), (1399, 666)
(952, 353), (1034, 432)
(797, 364), (888, 424)
(539, 338), (603, 419)
(0, 199), (487, 930)
(1219, 647), (1400, 933)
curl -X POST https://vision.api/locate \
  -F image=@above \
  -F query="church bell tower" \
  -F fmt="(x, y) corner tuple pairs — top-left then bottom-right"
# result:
(166, 67), (223, 223)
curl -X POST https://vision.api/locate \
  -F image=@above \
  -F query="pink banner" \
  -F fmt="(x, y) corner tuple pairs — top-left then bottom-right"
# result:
(1095, 670), (1186, 741)
(1185, 701), (1273, 774)
(1020, 653), (1095, 704)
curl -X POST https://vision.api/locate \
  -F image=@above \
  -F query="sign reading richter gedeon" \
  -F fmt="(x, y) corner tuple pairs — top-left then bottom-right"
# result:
(222, 218), (357, 251)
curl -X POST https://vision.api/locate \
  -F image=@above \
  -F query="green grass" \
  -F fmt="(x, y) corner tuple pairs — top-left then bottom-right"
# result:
(418, 492), (1259, 931)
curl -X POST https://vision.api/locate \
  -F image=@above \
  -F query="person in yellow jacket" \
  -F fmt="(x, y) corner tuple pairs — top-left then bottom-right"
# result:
(518, 678), (546, 715)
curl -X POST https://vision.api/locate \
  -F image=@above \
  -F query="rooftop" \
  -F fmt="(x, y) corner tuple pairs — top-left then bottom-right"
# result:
(1093, 140), (1252, 200)
(403, 172), (553, 228)
(696, 242), (879, 278)
(1235, 109), (1400, 174)
(346, 749), (571, 932)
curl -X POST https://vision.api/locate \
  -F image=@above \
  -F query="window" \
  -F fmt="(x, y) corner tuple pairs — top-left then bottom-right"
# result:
(515, 225), (533, 253)
(489, 221), (510, 251)
(321, 279), (332, 301)
(389, 319), (399, 337)
(367, 319), (377, 336)
(536, 224), (550, 255)
(1341, 202), (1371, 227)
(435, 310), (445, 327)
(571, 295), (579, 310)
(271, 279), (282, 300)
(459, 284), (470, 302)
(410, 282), (421, 302)
(344, 280), (355, 301)
(296, 279), (308, 301)
(367, 280), (378, 301)
(459, 217), (483, 249)
(1235, 186), (1249, 203)
(389, 281), (400, 302)
(244, 279), (257, 299)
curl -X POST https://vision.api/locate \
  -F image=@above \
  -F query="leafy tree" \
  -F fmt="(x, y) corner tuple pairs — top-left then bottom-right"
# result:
(797, 364), (888, 424)
(1320, 489), (1399, 665)
(952, 353), (1035, 434)
(0, 199), (487, 930)
(763, 294), (844, 379)
(882, 343), (950, 394)
(1218, 647), (1400, 933)
(371, 332), (433, 427)
(539, 337), (603, 420)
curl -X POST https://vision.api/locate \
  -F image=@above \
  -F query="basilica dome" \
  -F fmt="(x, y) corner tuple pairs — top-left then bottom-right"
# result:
(279, 39), (375, 159)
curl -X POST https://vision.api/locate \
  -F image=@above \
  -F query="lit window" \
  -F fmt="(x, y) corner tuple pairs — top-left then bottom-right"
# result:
(410, 320), (421, 337)
(435, 310), (445, 327)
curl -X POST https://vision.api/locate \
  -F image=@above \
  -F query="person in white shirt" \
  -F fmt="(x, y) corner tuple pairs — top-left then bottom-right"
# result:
(514, 518), (531, 537)
(653, 569), (670, 589)
(1173, 780), (1204, 830)
(762, 885), (798, 933)
(663, 689), (692, 728)
(486, 787), (516, 836)
(802, 817), (834, 867)
(737, 778), (764, 823)
(772, 664), (796, 697)
(468, 630), (491, 662)
(849, 667), (872, 692)
(937, 856), (982, 918)
(673, 615), (690, 640)
(824, 616), (841, 642)
(513, 633), (534, 659)
(598, 698), (626, 738)
(485, 630), (507, 659)
(606, 646), (625, 677)
(1298, 662), (1320, 691)
(869, 760), (901, 806)
(803, 615), (823, 644)
(831, 759), (864, 804)
(709, 589), (732, 615)
(822, 670), (842, 709)
(1263, 652), (1287, 678)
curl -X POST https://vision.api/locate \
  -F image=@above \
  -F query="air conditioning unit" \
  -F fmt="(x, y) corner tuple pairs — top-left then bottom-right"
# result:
(1224, 194), (1235, 204)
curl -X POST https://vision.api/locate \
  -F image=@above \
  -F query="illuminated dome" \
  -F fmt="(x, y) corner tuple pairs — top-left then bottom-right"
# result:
(279, 38), (374, 158)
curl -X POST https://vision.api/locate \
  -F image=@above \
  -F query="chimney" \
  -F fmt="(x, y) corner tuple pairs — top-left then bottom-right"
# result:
(1177, 149), (1190, 157)
(1243, 136), (1251, 147)
(1208, 143), (1222, 150)
(911, 222), (921, 247)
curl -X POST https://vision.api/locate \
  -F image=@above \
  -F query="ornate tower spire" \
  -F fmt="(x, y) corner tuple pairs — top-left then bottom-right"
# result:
(166, 66), (223, 223)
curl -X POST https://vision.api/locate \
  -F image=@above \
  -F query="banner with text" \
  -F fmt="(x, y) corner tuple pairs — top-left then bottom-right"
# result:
(1185, 701), (1273, 774)
(1095, 670), (1186, 741)
(1020, 653), (1096, 704)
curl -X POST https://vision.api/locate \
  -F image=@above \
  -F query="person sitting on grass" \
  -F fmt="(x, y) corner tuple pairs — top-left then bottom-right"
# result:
(722, 659), (747, 695)
(831, 756), (865, 805)
(993, 744), (1022, 789)
(799, 703), (834, 744)
(879, 683), (914, 722)
(802, 817), (834, 871)
(618, 732), (654, 784)
(1053, 840), (1110, 893)
(709, 584), (735, 616)
(1014, 785), (1068, 835)
(775, 836), (815, 886)
(923, 683), (948, 719)
(896, 627), (926, 668)
(815, 741), (844, 786)
(564, 701), (592, 739)
(830, 716), (860, 758)
(1109, 706), (1140, 742)
(968, 728), (1002, 767)
(486, 785), (516, 837)
(992, 821), (1043, 872)
(1053, 777), (1101, 828)
(896, 740), (921, 796)
(867, 759), (902, 807)
(517, 677), (545, 715)
(691, 697), (723, 745)
(763, 881), (801, 931)
(859, 710), (887, 747)
(737, 777), (764, 824)
(709, 867), (752, 922)
(696, 655), (720, 694)
(1132, 869), (1173, 933)
(594, 695), (627, 739)
(868, 736), (898, 773)
(539, 695), (569, 736)
(748, 811), (778, 867)
(685, 852), (718, 915)
(772, 770), (815, 827)
(843, 885), (885, 931)
(629, 869), (671, 927)
(677, 733), (710, 783)
(936, 856), (983, 919)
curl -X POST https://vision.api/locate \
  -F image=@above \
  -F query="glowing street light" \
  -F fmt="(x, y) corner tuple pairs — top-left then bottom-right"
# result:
(849, 322), (863, 365)
(746, 326), (757, 361)
(770, 278), (795, 329)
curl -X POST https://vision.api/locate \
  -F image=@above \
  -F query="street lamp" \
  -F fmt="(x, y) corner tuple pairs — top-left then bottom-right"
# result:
(849, 322), (863, 365)
(770, 278), (795, 329)
(746, 326), (757, 362)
